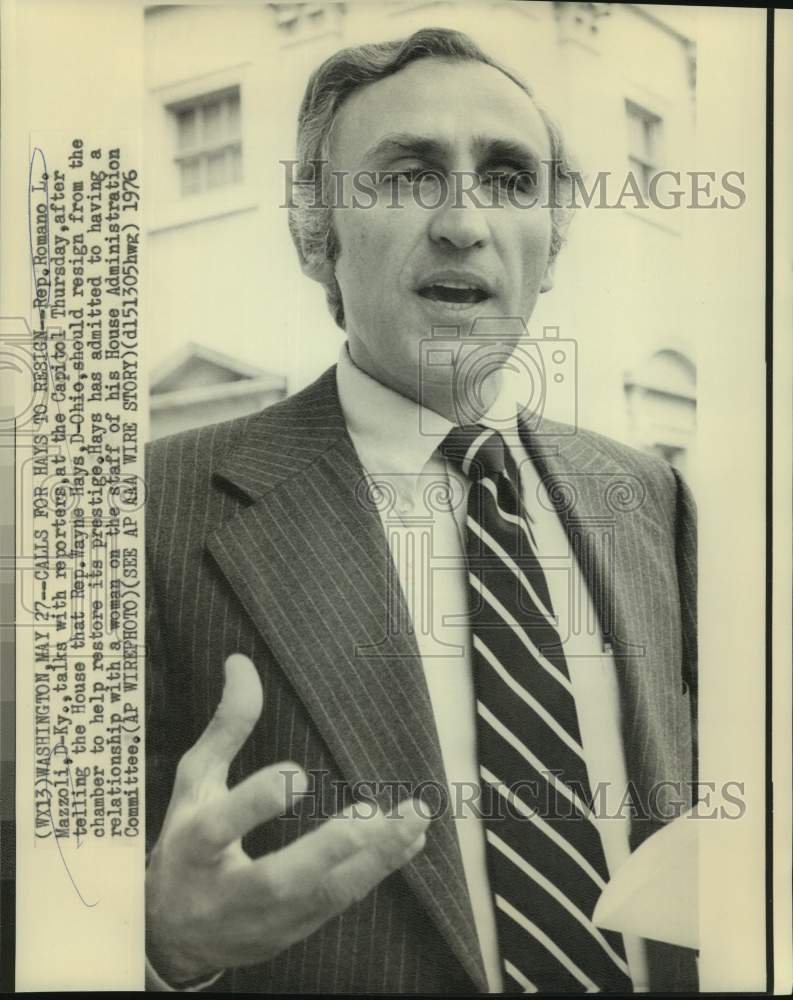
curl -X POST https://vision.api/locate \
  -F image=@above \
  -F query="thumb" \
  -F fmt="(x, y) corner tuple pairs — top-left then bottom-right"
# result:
(180, 654), (264, 788)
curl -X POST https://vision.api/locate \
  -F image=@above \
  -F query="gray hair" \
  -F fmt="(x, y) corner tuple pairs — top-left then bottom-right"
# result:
(288, 26), (575, 330)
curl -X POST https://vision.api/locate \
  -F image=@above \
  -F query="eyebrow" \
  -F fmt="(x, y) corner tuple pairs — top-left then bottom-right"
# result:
(361, 132), (543, 170)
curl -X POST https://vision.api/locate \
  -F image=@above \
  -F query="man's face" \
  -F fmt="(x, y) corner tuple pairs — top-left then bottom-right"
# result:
(327, 56), (556, 417)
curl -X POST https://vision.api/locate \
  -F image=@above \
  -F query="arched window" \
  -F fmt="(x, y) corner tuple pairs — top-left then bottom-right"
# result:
(624, 349), (696, 476)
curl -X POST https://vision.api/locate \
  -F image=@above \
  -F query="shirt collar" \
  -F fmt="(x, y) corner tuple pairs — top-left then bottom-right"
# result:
(336, 342), (524, 505)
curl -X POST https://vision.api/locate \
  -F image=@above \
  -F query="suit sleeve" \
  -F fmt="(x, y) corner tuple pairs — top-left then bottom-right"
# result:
(672, 465), (698, 782)
(145, 548), (183, 855)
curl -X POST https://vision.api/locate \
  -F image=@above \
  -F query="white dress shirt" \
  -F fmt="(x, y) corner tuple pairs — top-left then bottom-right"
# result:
(337, 343), (649, 993)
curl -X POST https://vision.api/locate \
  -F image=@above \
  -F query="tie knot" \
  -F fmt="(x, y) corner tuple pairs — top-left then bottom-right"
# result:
(440, 424), (508, 483)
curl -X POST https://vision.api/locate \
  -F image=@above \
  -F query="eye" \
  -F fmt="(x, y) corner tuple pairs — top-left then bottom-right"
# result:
(484, 168), (538, 194)
(393, 167), (444, 186)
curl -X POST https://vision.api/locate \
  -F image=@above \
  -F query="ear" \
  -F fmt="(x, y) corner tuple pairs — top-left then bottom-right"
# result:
(540, 254), (557, 294)
(300, 254), (336, 286)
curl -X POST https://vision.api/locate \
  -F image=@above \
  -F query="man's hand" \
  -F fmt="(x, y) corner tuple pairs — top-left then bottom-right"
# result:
(146, 654), (429, 985)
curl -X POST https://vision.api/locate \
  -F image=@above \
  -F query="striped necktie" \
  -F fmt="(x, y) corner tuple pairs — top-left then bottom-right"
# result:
(441, 425), (633, 994)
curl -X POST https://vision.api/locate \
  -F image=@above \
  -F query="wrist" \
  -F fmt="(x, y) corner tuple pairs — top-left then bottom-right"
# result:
(146, 894), (216, 984)
(146, 951), (225, 993)
(146, 917), (218, 986)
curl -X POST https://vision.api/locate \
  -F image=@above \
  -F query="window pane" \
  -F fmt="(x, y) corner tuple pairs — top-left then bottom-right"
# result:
(206, 149), (228, 189)
(225, 93), (240, 137)
(627, 156), (652, 194)
(180, 157), (202, 195)
(203, 99), (223, 144)
(177, 108), (196, 150)
(643, 118), (658, 160)
(626, 109), (646, 157)
(279, 13), (299, 31)
(228, 144), (242, 183)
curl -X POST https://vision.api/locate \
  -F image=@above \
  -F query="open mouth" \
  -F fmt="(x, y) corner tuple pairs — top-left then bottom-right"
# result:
(417, 282), (491, 305)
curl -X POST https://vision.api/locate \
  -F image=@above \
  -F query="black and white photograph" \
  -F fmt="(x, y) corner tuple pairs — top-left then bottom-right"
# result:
(1, 0), (790, 994)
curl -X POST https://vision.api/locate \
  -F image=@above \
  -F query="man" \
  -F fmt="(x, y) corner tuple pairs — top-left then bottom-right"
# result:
(145, 27), (698, 993)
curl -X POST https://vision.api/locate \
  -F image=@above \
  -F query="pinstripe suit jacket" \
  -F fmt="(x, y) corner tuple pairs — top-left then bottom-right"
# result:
(145, 364), (699, 993)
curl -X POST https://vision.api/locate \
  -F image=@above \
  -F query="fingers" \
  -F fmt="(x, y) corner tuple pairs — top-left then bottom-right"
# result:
(195, 761), (309, 855)
(176, 654), (264, 792)
(320, 822), (425, 913)
(254, 798), (429, 903)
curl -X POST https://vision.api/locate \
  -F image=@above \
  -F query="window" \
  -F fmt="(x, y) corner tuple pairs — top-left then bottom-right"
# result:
(624, 350), (696, 478)
(649, 443), (686, 468)
(625, 100), (662, 197)
(269, 2), (327, 35)
(554, 1), (612, 37)
(171, 87), (242, 197)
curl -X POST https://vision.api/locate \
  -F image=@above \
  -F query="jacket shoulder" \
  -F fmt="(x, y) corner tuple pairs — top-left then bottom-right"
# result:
(575, 425), (696, 518)
(145, 411), (253, 496)
(145, 365), (339, 496)
(532, 417), (694, 537)
(143, 414), (253, 558)
(579, 425), (676, 479)
(543, 416), (682, 492)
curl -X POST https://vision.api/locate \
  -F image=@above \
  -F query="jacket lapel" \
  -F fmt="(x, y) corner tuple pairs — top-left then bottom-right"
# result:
(207, 367), (487, 991)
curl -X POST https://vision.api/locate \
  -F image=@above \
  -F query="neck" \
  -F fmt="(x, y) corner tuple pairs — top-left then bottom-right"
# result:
(344, 338), (506, 425)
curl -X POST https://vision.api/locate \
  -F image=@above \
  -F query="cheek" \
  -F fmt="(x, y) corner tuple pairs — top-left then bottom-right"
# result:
(334, 226), (366, 290)
(516, 216), (553, 283)
(335, 215), (376, 276)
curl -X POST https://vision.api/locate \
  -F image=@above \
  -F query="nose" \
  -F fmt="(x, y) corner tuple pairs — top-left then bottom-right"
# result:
(428, 178), (490, 250)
